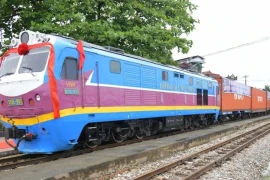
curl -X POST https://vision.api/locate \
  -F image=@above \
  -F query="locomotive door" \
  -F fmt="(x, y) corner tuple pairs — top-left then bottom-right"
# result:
(83, 52), (98, 105)
(216, 86), (220, 106)
(59, 48), (82, 108)
(173, 72), (180, 105)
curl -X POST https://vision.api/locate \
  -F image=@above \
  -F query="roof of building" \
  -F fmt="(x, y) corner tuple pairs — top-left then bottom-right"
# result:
(202, 70), (222, 78)
(176, 55), (205, 62)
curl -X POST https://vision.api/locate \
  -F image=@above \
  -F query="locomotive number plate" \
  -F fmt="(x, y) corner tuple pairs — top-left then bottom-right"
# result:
(8, 98), (23, 106)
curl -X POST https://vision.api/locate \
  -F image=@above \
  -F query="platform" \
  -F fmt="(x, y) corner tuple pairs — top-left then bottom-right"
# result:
(0, 137), (15, 152)
(0, 116), (269, 180)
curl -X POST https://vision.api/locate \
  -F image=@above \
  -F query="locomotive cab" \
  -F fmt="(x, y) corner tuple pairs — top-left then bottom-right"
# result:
(0, 30), (58, 152)
(0, 30), (90, 153)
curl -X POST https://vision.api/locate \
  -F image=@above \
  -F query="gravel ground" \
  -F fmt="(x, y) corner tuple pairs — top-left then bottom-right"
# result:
(110, 121), (270, 180)
(199, 132), (270, 180)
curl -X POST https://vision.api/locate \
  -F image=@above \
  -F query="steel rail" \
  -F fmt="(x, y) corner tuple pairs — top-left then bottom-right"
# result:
(0, 115), (265, 160)
(0, 117), (269, 171)
(131, 122), (270, 180)
(183, 127), (270, 180)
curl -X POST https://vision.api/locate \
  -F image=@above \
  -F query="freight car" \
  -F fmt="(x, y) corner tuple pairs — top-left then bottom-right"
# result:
(203, 71), (270, 120)
(0, 30), (220, 154)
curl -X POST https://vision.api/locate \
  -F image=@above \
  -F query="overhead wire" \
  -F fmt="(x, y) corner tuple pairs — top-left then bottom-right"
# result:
(199, 35), (270, 85)
(238, 79), (270, 82)
(201, 35), (270, 57)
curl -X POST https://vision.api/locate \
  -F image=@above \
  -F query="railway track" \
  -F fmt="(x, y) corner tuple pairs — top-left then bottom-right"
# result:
(0, 122), (224, 160)
(0, 116), (268, 171)
(130, 122), (270, 180)
(0, 150), (19, 158)
(0, 129), (195, 171)
(0, 115), (255, 160)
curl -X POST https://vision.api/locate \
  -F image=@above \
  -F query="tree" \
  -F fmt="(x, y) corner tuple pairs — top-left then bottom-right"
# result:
(263, 85), (270, 92)
(0, 0), (198, 65)
(0, 122), (4, 131)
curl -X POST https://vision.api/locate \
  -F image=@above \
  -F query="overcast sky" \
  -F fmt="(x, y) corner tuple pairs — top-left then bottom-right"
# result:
(172, 0), (270, 89)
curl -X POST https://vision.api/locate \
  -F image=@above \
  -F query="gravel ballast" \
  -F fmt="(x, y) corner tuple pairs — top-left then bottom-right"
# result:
(110, 121), (270, 180)
(199, 132), (270, 180)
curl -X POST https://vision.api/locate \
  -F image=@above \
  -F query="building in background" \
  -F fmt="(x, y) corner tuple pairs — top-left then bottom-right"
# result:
(202, 70), (222, 78)
(226, 74), (238, 80)
(176, 55), (205, 73)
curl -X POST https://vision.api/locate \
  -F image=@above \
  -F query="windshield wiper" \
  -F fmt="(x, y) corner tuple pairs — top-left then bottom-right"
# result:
(22, 67), (36, 76)
(0, 72), (14, 79)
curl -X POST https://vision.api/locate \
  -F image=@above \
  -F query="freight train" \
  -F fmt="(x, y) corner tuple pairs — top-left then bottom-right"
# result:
(203, 71), (270, 120)
(0, 30), (269, 154)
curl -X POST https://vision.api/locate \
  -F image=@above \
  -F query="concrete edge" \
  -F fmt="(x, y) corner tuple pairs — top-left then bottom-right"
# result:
(0, 150), (19, 158)
(46, 117), (270, 180)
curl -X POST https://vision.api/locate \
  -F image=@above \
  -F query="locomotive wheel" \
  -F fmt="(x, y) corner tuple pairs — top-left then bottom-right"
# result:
(134, 128), (145, 139)
(83, 126), (100, 148)
(111, 129), (128, 143)
(84, 136), (101, 148)
(85, 141), (99, 148)
(135, 131), (144, 139)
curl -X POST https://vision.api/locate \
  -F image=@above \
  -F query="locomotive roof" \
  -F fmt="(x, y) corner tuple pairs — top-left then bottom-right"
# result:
(51, 33), (216, 82)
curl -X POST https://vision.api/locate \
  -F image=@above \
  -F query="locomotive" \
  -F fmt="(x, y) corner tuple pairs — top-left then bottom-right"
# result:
(0, 30), (220, 154)
(0, 30), (268, 154)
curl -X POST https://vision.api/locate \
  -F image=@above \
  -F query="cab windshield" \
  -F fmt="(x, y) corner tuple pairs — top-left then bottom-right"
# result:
(18, 46), (50, 74)
(0, 53), (20, 78)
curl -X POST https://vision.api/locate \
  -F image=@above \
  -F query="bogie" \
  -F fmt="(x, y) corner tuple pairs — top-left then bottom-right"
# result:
(77, 114), (216, 149)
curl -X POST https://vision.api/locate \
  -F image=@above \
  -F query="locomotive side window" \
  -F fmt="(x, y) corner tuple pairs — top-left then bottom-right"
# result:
(110, 60), (121, 73)
(174, 73), (179, 78)
(208, 82), (212, 88)
(162, 71), (168, 81)
(180, 74), (184, 78)
(61, 57), (78, 80)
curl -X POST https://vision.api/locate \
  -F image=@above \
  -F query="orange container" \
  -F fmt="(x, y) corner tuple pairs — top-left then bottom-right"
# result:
(217, 77), (251, 112)
(267, 92), (270, 110)
(251, 87), (267, 112)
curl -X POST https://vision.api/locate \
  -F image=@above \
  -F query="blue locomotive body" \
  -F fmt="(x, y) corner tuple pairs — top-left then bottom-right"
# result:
(1, 30), (219, 154)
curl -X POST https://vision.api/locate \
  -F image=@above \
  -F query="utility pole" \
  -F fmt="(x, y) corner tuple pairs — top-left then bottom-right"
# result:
(242, 75), (249, 85)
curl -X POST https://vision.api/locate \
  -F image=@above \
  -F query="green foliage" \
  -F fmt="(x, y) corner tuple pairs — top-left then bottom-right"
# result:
(0, 121), (4, 131)
(0, 40), (10, 56)
(0, 0), (198, 65)
(264, 85), (270, 92)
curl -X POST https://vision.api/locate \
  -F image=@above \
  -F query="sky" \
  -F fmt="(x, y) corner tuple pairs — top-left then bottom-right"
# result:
(172, 0), (270, 89)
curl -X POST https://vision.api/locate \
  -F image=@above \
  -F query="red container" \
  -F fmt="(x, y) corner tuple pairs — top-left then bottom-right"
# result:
(267, 92), (270, 110)
(251, 87), (267, 112)
(203, 72), (252, 113)
(218, 78), (251, 112)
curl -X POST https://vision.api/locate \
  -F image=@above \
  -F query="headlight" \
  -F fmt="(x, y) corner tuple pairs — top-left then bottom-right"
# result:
(35, 32), (43, 42)
(10, 38), (19, 47)
(18, 30), (49, 44)
(20, 32), (30, 44)
(35, 94), (41, 101)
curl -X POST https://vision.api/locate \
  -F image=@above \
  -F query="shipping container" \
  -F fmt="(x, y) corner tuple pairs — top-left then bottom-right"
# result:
(251, 87), (267, 112)
(203, 71), (270, 116)
(267, 91), (270, 110)
(218, 78), (251, 113)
